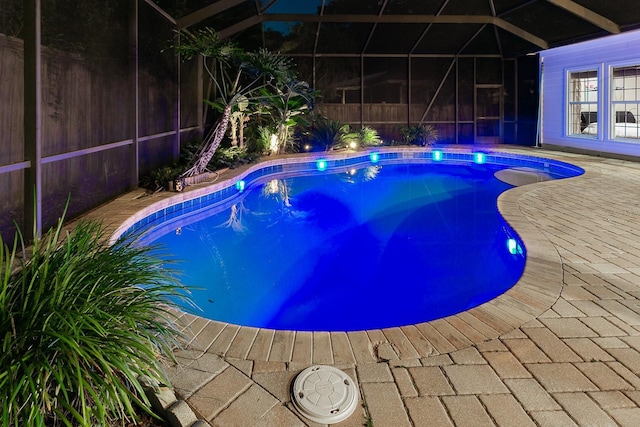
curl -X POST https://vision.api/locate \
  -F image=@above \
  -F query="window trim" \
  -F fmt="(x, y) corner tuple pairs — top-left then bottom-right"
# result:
(565, 66), (601, 139)
(609, 61), (640, 142)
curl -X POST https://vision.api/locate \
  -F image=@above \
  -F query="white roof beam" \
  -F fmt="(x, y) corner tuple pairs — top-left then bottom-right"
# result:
(546, 0), (620, 34)
(263, 14), (493, 24)
(218, 15), (263, 39)
(258, 14), (548, 49)
(492, 17), (548, 49)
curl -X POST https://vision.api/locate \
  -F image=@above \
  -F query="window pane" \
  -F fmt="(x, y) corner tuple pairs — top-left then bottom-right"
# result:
(568, 70), (598, 136)
(611, 65), (640, 140)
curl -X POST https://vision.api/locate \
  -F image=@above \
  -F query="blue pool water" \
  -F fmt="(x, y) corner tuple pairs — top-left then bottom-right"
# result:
(136, 151), (583, 332)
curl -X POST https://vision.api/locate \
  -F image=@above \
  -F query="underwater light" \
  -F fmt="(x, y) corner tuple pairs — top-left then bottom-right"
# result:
(432, 150), (443, 161)
(473, 152), (486, 164)
(370, 152), (380, 163)
(316, 159), (328, 171)
(235, 180), (246, 192)
(507, 238), (518, 255)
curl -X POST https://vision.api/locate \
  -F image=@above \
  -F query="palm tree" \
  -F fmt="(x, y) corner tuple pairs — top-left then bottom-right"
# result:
(255, 80), (317, 154)
(174, 29), (311, 176)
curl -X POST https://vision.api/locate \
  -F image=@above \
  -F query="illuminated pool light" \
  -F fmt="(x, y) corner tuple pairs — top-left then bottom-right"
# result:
(370, 152), (380, 163)
(235, 180), (246, 192)
(432, 150), (443, 161)
(474, 152), (486, 164)
(316, 159), (328, 171)
(507, 238), (522, 255)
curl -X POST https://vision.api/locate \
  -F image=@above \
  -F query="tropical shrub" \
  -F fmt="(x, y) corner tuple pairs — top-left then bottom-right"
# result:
(400, 124), (439, 146)
(313, 123), (383, 151)
(174, 28), (315, 175)
(0, 213), (191, 426)
(139, 165), (183, 191)
(210, 146), (260, 169)
(305, 117), (347, 151)
(252, 125), (276, 154)
(358, 126), (382, 147)
(253, 83), (316, 154)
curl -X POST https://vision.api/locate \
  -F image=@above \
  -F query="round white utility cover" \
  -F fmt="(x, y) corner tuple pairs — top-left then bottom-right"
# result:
(291, 365), (358, 424)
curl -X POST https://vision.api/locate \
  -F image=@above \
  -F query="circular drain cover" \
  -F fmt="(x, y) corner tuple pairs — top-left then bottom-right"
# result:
(291, 365), (358, 424)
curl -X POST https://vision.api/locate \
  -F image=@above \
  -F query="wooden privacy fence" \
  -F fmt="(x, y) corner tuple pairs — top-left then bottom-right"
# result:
(0, 33), (199, 242)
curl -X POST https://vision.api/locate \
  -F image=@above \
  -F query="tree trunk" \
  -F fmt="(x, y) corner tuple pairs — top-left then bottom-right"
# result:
(184, 104), (232, 177)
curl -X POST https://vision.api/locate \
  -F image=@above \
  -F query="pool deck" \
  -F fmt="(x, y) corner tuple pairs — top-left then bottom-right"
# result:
(84, 146), (640, 426)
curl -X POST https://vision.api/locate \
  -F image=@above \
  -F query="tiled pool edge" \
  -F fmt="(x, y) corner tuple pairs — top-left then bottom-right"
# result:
(110, 146), (591, 364)
(110, 146), (583, 245)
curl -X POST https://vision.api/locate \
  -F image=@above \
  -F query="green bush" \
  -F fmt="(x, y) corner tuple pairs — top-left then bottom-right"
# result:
(250, 125), (276, 154)
(0, 213), (192, 426)
(305, 117), (345, 151)
(210, 146), (260, 169)
(139, 165), (183, 191)
(358, 126), (382, 147)
(400, 124), (439, 146)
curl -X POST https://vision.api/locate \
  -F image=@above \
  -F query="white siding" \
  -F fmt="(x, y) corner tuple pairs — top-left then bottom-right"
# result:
(541, 30), (640, 157)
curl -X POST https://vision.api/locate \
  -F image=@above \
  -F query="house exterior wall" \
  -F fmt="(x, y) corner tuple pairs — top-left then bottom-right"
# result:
(541, 30), (640, 158)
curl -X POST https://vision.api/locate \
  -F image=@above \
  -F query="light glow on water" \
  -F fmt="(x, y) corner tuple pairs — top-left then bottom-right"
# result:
(148, 162), (532, 331)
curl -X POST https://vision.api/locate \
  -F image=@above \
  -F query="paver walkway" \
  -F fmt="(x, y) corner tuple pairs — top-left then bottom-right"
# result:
(86, 147), (640, 426)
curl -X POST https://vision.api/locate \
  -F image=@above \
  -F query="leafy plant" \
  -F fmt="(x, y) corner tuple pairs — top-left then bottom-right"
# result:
(314, 123), (382, 151)
(251, 125), (276, 154)
(210, 146), (260, 169)
(0, 211), (192, 426)
(179, 138), (204, 167)
(173, 28), (309, 176)
(400, 124), (439, 146)
(358, 126), (382, 147)
(305, 117), (347, 151)
(340, 125), (360, 149)
(254, 82), (317, 154)
(140, 165), (183, 191)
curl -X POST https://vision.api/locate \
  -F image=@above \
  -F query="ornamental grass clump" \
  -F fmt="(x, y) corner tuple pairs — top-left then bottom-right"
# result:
(0, 215), (192, 426)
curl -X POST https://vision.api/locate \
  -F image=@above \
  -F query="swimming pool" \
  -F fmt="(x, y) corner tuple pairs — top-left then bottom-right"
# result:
(123, 149), (583, 332)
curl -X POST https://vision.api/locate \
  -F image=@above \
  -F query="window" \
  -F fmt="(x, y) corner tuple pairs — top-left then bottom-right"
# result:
(568, 70), (598, 137)
(611, 65), (640, 140)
